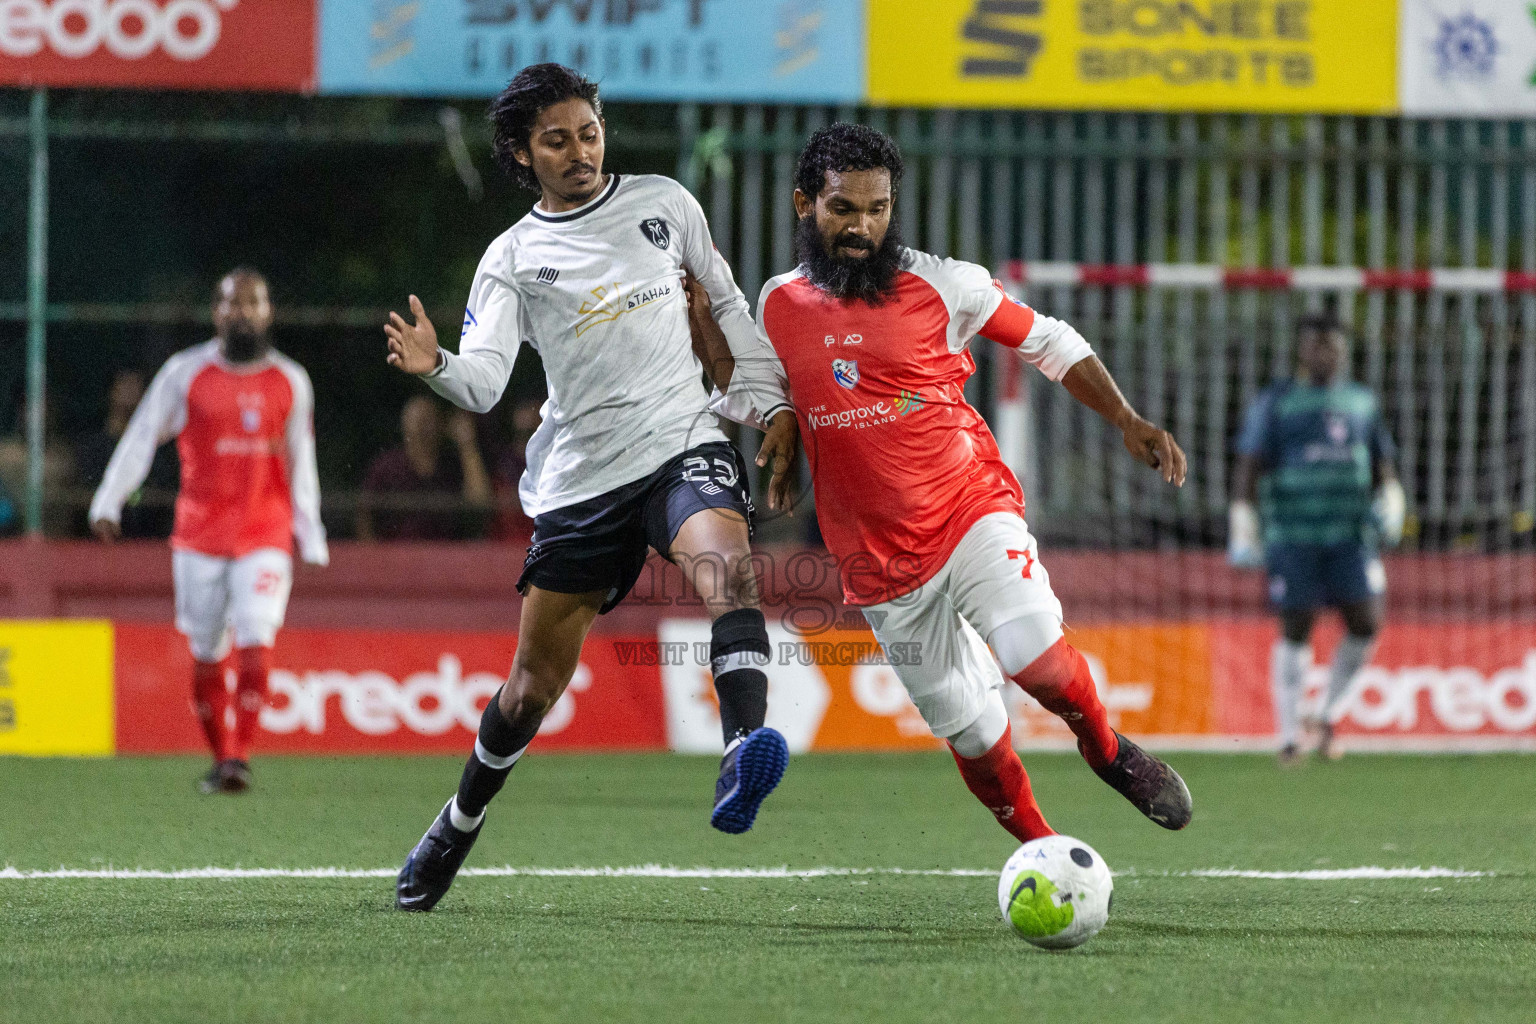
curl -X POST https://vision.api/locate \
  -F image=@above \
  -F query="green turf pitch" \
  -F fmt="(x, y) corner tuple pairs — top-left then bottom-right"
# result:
(2, 752), (1533, 1023)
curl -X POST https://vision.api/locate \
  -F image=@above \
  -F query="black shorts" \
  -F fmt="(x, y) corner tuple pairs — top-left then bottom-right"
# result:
(518, 441), (754, 614)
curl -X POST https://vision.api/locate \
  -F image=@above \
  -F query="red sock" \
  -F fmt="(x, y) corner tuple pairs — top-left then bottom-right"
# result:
(948, 724), (1054, 842)
(191, 660), (230, 762)
(1011, 638), (1120, 770)
(229, 646), (272, 763)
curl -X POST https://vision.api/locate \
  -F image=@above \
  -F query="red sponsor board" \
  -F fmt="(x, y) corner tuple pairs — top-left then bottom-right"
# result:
(1210, 619), (1536, 741)
(109, 618), (1536, 756)
(114, 623), (665, 754)
(0, 0), (315, 92)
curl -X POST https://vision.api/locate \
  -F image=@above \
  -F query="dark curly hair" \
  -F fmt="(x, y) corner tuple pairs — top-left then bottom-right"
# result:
(1296, 309), (1345, 336)
(795, 122), (904, 201)
(489, 63), (603, 193)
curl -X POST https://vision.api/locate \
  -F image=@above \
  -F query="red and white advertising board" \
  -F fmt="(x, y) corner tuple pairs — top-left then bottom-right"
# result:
(107, 618), (1536, 756)
(114, 623), (665, 754)
(0, 0), (315, 91)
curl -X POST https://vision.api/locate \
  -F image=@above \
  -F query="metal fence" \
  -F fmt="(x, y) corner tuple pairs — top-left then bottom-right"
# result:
(685, 106), (1536, 553)
(7, 100), (1536, 555)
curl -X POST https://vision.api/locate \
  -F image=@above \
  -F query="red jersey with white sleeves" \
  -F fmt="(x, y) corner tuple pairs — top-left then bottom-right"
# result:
(90, 340), (328, 565)
(734, 250), (1091, 605)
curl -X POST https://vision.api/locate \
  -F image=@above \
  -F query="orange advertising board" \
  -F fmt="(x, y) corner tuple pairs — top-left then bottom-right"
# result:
(1009, 623), (1215, 743)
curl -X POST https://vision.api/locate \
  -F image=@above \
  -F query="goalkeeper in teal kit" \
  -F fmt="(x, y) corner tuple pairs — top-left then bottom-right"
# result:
(1229, 312), (1404, 763)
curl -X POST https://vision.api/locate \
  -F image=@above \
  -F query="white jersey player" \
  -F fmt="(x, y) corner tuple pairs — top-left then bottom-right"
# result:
(698, 123), (1194, 844)
(89, 269), (327, 794)
(387, 64), (799, 912)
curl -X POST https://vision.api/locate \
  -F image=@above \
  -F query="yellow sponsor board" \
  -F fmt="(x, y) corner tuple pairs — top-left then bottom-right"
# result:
(0, 621), (115, 756)
(868, 0), (1397, 112)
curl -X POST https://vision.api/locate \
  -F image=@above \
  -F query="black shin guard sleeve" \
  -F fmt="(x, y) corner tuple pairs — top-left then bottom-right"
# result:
(455, 688), (538, 818)
(710, 608), (771, 743)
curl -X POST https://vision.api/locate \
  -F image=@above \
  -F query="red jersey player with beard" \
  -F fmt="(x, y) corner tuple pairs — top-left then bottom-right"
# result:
(90, 269), (328, 794)
(698, 124), (1194, 842)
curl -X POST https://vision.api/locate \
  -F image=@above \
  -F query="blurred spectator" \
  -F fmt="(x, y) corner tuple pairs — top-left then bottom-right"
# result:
(75, 369), (179, 538)
(357, 395), (492, 541)
(0, 474), (16, 536)
(0, 394), (76, 536)
(490, 397), (542, 543)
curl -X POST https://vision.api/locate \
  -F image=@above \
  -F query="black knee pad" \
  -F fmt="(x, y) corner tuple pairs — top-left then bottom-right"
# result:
(477, 686), (524, 758)
(711, 607), (771, 664)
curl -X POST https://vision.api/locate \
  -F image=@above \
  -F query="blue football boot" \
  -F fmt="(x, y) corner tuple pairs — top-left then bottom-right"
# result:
(396, 800), (481, 911)
(710, 727), (789, 834)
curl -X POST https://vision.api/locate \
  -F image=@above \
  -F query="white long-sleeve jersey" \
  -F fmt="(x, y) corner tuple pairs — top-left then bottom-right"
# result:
(423, 173), (791, 517)
(89, 340), (328, 565)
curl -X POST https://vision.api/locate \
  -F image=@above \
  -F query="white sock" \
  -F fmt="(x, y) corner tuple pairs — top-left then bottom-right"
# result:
(1271, 640), (1308, 747)
(448, 796), (484, 833)
(947, 690), (1011, 759)
(1323, 634), (1375, 723)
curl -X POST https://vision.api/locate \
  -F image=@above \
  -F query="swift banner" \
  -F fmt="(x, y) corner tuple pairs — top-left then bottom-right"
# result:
(867, 0), (1398, 112)
(1399, 0), (1536, 115)
(317, 0), (864, 101)
(0, 0), (316, 91)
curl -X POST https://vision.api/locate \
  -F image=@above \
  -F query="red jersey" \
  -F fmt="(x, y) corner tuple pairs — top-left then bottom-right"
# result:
(90, 340), (328, 564)
(741, 250), (1091, 605)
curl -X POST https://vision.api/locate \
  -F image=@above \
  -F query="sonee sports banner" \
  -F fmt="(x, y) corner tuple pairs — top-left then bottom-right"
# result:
(866, 0), (1399, 112)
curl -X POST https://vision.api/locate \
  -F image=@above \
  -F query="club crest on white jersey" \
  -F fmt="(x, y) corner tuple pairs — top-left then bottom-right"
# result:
(639, 217), (671, 250)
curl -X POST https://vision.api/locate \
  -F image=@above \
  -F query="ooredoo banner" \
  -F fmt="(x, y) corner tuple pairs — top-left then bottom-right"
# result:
(0, 0), (316, 91)
(113, 622), (666, 754)
(1210, 620), (1536, 744)
(22, 617), (1533, 756)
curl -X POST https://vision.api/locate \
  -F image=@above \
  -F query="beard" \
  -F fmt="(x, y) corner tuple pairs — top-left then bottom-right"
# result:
(222, 323), (271, 363)
(795, 214), (905, 305)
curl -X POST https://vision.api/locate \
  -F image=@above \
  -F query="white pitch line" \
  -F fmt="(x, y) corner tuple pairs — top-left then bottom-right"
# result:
(0, 865), (1495, 881)
(1183, 867), (1489, 880)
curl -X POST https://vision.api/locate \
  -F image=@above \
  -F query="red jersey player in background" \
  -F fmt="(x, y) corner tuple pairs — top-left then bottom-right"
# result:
(698, 124), (1193, 843)
(90, 269), (328, 794)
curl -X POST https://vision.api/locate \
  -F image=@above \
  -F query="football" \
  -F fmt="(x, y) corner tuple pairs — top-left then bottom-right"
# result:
(997, 835), (1114, 949)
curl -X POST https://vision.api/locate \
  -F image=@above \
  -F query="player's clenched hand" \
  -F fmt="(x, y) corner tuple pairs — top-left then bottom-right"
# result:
(1121, 415), (1187, 486)
(757, 409), (798, 512)
(682, 270), (711, 320)
(384, 295), (441, 376)
(91, 518), (120, 543)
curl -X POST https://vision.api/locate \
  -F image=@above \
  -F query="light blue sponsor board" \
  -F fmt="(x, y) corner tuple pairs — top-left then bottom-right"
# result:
(319, 0), (863, 102)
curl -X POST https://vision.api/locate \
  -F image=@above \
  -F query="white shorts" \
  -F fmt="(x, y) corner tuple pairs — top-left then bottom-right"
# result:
(861, 512), (1063, 738)
(173, 548), (293, 662)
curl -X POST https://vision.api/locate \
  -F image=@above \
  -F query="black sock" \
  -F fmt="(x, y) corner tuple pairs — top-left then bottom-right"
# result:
(455, 688), (539, 820)
(710, 608), (771, 746)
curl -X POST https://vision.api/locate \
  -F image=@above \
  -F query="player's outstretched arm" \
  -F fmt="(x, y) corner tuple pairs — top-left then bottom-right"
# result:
(756, 410), (798, 513)
(1228, 454), (1264, 568)
(385, 295), (442, 376)
(89, 358), (186, 541)
(1061, 356), (1186, 486)
(683, 271), (734, 391)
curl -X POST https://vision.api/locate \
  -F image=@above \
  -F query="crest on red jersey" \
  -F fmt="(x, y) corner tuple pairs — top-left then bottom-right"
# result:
(832, 359), (859, 389)
(238, 393), (265, 433)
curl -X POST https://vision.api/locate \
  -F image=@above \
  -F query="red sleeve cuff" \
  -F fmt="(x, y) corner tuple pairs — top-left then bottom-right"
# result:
(978, 282), (1036, 348)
